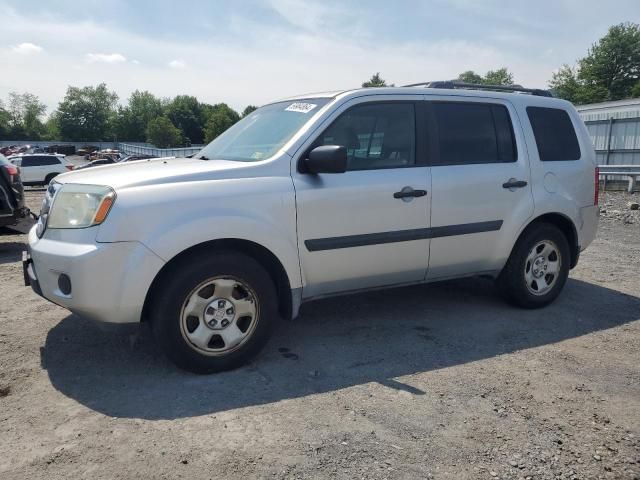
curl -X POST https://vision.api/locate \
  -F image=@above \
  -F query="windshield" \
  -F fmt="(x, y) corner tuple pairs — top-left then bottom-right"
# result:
(195, 98), (331, 162)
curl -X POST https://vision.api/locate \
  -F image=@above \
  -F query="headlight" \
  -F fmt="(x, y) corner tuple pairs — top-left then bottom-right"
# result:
(47, 184), (116, 229)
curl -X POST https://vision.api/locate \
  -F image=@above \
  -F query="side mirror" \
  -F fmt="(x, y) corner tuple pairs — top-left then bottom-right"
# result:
(303, 145), (347, 174)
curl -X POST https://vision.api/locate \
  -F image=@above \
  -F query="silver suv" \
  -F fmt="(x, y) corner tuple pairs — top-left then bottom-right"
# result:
(24, 83), (599, 373)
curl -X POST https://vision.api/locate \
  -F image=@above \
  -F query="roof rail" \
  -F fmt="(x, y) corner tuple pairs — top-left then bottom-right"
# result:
(403, 81), (553, 97)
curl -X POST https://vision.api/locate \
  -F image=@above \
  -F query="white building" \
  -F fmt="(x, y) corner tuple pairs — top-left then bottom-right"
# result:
(577, 98), (640, 166)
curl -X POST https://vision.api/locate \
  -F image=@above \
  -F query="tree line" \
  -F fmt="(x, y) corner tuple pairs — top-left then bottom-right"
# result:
(364, 23), (640, 105)
(1, 22), (638, 148)
(0, 86), (257, 148)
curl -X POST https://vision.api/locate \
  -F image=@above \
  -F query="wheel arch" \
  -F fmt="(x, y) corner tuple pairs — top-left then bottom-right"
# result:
(517, 212), (580, 269)
(142, 238), (294, 323)
(44, 172), (59, 184)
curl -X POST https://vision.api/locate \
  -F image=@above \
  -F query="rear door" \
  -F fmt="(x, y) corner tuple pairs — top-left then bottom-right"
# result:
(33, 156), (64, 181)
(426, 97), (534, 279)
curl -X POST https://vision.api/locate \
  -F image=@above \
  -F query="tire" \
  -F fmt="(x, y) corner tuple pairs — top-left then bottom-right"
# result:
(150, 251), (278, 373)
(44, 173), (58, 185)
(497, 223), (570, 309)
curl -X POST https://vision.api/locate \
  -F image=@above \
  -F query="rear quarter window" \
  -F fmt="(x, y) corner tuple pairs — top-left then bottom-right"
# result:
(526, 106), (581, 161)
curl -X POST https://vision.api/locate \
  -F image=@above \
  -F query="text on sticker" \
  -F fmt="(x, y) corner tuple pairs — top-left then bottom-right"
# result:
(285, 103), (317, 113)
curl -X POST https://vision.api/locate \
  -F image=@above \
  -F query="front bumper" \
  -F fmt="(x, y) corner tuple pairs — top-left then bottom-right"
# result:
(26, 227), (165, 324)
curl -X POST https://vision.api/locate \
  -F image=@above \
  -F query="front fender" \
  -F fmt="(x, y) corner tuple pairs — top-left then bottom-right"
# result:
(96, 178), (302, 289)
(143, 212), (301, 289)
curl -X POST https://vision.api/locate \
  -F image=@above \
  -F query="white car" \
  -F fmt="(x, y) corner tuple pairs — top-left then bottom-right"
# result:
(23, 82), (599, 373)
(8, 154), (71, 186)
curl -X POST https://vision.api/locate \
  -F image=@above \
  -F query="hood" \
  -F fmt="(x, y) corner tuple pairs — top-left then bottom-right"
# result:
(54, 157), (260, 190)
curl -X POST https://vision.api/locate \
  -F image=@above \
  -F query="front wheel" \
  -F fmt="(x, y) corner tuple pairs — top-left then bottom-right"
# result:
(498, 223), (570, 309)
(151, 251), (278, 373)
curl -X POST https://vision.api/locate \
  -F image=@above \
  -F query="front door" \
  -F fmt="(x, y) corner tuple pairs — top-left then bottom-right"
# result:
(425, 98), (534, 279)
(293, 99), (431, 298)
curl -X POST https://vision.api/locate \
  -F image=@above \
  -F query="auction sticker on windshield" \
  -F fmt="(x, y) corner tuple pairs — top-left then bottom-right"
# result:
(285, 102), (317, 113)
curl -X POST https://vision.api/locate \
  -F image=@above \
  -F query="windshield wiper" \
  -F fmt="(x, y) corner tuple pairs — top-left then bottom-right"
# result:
(197, 155), (209, 160)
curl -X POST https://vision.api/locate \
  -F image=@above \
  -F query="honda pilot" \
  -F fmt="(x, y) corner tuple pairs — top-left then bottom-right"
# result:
(23, 83), (599, 373)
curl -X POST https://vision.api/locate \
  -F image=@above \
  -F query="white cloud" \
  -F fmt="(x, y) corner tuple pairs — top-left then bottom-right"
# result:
(85, 53), (127, 64)
(11, 42), (43, 54)
(0, 1), (627, 114)
(266, 0), (345, 31)
(168, 59), (186, 69)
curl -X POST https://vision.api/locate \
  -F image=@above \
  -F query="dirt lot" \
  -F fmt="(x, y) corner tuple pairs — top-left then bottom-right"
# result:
(1, 190), (639, 480)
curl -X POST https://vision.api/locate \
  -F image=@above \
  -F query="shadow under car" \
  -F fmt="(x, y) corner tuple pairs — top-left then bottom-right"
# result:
(41, 276), (640, 420)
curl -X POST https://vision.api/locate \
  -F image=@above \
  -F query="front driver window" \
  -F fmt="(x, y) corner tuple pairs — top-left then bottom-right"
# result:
(317, 103), (415, 171)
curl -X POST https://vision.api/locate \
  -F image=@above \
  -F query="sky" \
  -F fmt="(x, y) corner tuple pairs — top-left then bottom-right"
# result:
(1, 0), (638, 114)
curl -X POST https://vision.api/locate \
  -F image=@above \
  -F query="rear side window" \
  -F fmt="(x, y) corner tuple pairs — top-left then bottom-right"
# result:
(21, 157), (38, 167)
(38, 155), (61, 165)
(432, 102), (517, 166)
(526, 107), (581, 161)
(22, 156), (60, 167)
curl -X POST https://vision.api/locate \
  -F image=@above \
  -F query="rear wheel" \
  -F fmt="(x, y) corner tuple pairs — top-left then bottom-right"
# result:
(44, 173), (58, 185)
(151, 251), (278, 373)
(498, 223), (570, 309)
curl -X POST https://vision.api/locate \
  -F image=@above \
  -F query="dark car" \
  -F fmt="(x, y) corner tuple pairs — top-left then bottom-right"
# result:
(74, 157), (119, 170)
(75, 154), (155, 170)
(0, 154), (29, 229)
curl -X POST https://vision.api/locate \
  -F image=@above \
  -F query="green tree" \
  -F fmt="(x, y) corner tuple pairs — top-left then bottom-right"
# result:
(549, 65), (607, 104)
(631, 81), (640, 98)
(551, 22), (640, 104)
(56, 84), (118, 141)
(203, 103), (241, 143)
(579, 22), (640, 101)
(5, 92), (47, 139)
(457, 68), (514, 85)
(0, 101), (10, 140)
(204, 113), (235, 143)
(114, 90), (165, 141)
(362, 72), (391, 88)
(483, 68), (514, 85)
(242, 105), (258, 117)
(457, 70), (484, 84)
(549, 65), (582, 103)
(165, 95), (203, 144)
(42, 113), (61, 141)
(203, 103), (240, 123)
(146, 116), (182, 148)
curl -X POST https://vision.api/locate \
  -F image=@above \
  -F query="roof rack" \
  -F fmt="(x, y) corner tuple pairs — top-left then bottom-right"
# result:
(403, 80), (553, 97)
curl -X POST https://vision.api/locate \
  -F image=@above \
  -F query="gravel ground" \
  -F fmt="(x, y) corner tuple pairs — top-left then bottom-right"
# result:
(0, 191), (639, 480)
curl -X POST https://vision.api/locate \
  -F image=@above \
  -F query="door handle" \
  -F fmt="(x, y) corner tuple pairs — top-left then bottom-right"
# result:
(502, 179), (528, 189)
(393, 188), (427, 199)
